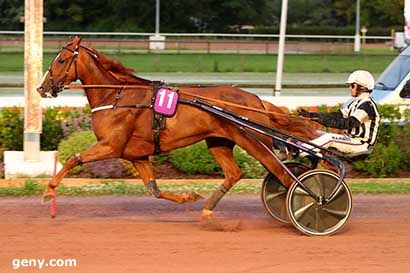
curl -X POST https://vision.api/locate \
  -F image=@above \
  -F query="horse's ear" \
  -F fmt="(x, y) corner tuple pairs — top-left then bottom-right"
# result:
(72, 36), (83, 49)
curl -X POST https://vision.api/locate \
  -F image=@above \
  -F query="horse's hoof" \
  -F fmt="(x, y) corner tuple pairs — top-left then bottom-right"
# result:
(201, 212), (224, 231)
(201, 208), (213, 219)
(190, 191), (204, 202)
(41, 195), (53, 205)
(41, 188), (55, 205)
(200, 211), (242, 232)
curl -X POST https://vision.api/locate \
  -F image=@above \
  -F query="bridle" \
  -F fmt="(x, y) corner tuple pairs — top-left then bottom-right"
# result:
(46, 45), (80, 97)
(44, 42), (142, 97)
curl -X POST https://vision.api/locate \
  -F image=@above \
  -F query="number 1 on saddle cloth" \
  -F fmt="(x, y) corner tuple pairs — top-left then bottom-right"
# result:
(153, 87), (179, 117)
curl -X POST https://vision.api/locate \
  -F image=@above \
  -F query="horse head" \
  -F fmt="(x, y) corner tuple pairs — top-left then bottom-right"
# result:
(37, 36), (83, 98)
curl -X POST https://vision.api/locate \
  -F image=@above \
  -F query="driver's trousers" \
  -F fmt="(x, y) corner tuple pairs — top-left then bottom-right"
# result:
(303, 132), (370, 157)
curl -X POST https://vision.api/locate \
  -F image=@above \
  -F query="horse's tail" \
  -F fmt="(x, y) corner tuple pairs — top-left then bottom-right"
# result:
(261, 100), (291, 127)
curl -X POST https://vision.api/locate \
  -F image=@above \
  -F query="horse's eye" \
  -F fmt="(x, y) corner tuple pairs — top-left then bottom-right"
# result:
(58, 59), (65, 64)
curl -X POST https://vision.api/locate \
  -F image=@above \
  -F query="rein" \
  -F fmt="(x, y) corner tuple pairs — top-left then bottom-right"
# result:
(65, 84), (152, 89)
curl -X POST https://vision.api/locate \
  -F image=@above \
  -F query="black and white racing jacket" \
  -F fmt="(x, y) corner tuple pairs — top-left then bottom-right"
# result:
(317, 93), (380, 146)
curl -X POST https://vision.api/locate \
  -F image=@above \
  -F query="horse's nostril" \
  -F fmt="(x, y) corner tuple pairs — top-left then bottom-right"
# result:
(37, 86), (44, 92)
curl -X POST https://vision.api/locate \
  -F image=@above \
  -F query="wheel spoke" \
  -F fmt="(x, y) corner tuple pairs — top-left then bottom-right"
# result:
(320, 174), (328, 197)
(326, 183), (346, 202)
(293, 202), (315, 221)
(280, 203), (287, 217)
(315, 207), (322, 231)
(294, 186), (312, 197)
(321, 207), (347, 219)
(311, 174), (323, 196)
(265, 191), (286, 202)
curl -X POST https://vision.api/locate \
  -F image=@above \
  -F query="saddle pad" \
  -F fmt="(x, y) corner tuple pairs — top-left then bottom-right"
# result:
(153, 87), (179, 117)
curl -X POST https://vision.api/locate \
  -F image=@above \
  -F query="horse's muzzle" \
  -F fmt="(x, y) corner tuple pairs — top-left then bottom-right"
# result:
(37, 86), (56, 98)
(37, 86), (47, 97)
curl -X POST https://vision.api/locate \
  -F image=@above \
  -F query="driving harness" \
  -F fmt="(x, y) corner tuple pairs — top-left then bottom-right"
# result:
(90, 81), (170, 155)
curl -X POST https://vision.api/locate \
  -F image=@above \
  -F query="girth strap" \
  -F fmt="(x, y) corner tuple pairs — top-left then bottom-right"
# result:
(152, 113), (165, 155)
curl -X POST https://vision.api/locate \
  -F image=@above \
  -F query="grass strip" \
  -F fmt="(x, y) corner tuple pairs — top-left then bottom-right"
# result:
(1, 179), (410, 197)
(0, 52), (396, 73)
(349, 182), (410, 194)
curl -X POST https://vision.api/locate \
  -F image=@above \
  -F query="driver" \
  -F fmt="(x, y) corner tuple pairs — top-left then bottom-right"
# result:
(298, 70), (380, 157)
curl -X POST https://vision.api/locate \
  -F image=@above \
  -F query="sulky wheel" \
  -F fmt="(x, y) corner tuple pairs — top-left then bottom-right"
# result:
(261, 162), (310, 223)
(286, 170), (352, 236)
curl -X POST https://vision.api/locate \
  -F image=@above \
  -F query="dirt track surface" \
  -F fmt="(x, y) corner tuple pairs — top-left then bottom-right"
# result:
(1, 194), (410, 273)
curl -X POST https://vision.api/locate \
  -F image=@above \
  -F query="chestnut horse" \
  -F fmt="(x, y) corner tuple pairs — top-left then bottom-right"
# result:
(37, 37), (319, 220)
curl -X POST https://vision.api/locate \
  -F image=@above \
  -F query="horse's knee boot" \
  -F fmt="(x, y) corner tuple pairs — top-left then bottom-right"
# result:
(146, 179), (161, 198)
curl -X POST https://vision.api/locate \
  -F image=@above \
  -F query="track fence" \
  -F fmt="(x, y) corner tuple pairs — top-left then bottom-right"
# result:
(0, 31), (393, 54)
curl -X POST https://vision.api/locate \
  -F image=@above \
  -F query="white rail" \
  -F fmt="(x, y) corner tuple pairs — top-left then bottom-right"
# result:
(0, 30), (392, 40)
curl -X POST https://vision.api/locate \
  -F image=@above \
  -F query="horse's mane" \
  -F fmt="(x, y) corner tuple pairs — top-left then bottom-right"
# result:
(85, 46), (151, 85)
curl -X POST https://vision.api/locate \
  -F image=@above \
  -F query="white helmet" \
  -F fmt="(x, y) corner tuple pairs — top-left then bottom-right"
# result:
(346, 70), (375, 90)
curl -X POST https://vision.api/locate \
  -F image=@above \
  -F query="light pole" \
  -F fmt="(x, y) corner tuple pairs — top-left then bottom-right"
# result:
(274, 0), (288, 96)
(354, 0), (361, 52)
(155, 0), (160, 35)
(24, 0), (43, 161)
(149, 0), (165, 50)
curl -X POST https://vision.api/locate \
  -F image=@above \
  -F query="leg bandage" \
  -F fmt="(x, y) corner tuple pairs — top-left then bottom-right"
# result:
(204, 185), (228, 210)
(147, 179), (161, 198)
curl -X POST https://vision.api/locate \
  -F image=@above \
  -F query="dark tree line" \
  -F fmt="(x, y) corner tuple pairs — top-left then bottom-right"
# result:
(0, 0), (405, 34)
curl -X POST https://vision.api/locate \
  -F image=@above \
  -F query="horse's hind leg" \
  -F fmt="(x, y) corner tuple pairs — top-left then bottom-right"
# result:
(132, 158), (203, 203)
(202, 138), (243, 219)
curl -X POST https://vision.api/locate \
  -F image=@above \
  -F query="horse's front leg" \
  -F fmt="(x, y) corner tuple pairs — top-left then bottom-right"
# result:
(42, 141), (123, 203)
(42, 154), (82, 203)
(132, 158), (203, 203)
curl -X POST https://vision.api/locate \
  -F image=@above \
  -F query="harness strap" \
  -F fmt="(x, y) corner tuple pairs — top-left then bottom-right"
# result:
(91, 105), (114, 113)
(152, 115), (164, 155)
(91, 104), (151, 113)
(113, 86), (125, 108)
